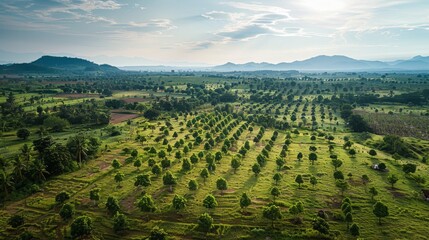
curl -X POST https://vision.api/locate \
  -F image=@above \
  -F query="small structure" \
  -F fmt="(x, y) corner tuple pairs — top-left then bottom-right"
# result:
(422, 190), (429, 201)
(372, 164), (379, 170)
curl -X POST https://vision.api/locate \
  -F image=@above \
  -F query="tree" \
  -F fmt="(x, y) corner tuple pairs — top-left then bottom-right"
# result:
(348, 149), (356, 157)
(188, 179), (198, 191)
(149, 226), (168, 240)
(252, 163), (261, 176)
(134, 159), (142, 170)
(216, 178), (228, 194)
(361, 174), (370, 186)
(12, 156), (27, 183)
(373, 201), (389, 225)
(331, 159), (343, 171)
(59, 203), (74, 221)
(231, 158), (241, 173)
(0, 170), (14, 197)
(312, 217), (329, 235)
(70, 215), (93, 239)
(336, 180), (349, 195)
(348, 114), (371, 132)
(333, 170), (344, 180)
(181, 158), (192, 172)
(345, 212), (353, 229)
(387, 174), (399, 189)
(172, 194), (187, 212)
(310, 175), (318, 188)
(163, 171), (177, 192)
(30, 159), (49, 182)
(239, 193), (251, 210)
(16, 128), (30, 140)
(89, 188), (100, 206)
(309, 152), (317, 165)
(270, 187), (280, 201)
(8, 215), (24, 228)
(402, 163), (417, 174)
(369, 149), (377, 157)
(349, 223), (360, 237)
(197, 213), (213, 232)
(113, 212), (128, 233)
(200, 168), (209, 182)
(295, 174), (304, 188)
(262, 205), (282, 228)
(276, 158), (285, 170)
(273, 173), (282, 185)
(297, 152), (303, 161)
(106, 196), (120, 214)
(44, 116), (69, 132)
(203, 194), (218, 209)
(114, 172), (125, 187)
(112, 159), (121, 169)
(369, 187), (378, 200)
(135, 174), (151, 188)
(138, 194), (156, 212)
(55, 191), (70, 204)
(144, 109), (160, 120)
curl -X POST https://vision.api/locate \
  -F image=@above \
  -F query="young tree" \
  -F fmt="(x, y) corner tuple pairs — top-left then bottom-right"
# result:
(402, 163), (417, 174)
(200, 168), (209, 182)
(373, 201), (389, 225)
(203, 194), (218, 209)
(181, 158), (192, 172)
(333, 170), (344, 180)
(297, 152), (303, 161)
(310, 175), (318, 188)
(55, 191), (70, 204)
(70, 216), (93, 239)
(369, 187), (378, 201)
(368, 149), (377, 157)
(135, 174), (151, 188)
(387, 174), (399, 189)
(262, 205), (282, 228)
(59, 203), (75, 221)
(197, 213), (213, 232)
(7, 215), (24, 228)
(138, 194), (156, 212)
(231, 158), (241, 173)
(172, 194), (187, 212)
(312, 217), (329, 235)
(309, 152), (318, 165)
(336, 180), (349, 195)
(151, 164), (162, 175)
(89, 188), (100, 206)
(252, 163), (261, 176)
(113, 212), (128, 233)
(163, 171), (177, 192)
(295, 174), (304, 188)
(361, 174), (370, 186)
(239, 192), (251, 211)
(133, 159), (142, 170)
(216, 178), (228, 195)
(188, 179), (198, 191)
(105, 196), (120, 214)
(114, 172), (125, 187)
(349, 223), (360, 237)
(148, 226), (168, 240)
(331, 159), (343, 171)
(345, 212), (353, 229)
(270, 187), (281, 201)
(112, 159), (121, 169)
(273, 173), (282, 185)
(276, 158), (285, 170)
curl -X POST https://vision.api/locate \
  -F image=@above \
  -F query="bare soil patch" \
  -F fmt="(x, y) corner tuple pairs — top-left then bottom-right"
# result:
(110, 112), (139, 124)
(121, 97), (148, 103)
(55, 93), (100, 99)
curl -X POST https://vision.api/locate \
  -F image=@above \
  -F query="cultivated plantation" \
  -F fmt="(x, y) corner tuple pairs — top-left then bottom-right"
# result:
(0, 72), (428, 239)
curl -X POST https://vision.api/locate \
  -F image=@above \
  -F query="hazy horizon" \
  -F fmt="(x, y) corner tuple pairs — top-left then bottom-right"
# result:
(1, 0), (429, 66)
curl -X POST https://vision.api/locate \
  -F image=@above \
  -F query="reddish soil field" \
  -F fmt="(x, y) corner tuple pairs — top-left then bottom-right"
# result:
(121, 97), (148, 103)
(55, 93), (100, 99)
(110, 112), (139, 124)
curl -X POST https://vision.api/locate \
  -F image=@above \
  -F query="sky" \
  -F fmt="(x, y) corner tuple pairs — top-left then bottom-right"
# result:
(0, 0), (429, 66)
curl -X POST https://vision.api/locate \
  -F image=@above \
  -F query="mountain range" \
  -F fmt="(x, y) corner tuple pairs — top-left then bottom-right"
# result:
(0, 56), (120, 74)
(1, 55), (429, 74)
(212, 55), (429, 72)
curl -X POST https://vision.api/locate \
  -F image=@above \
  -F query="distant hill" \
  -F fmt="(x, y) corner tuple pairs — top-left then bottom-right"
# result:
(0, 56), (121, 74)
(213, 55), (429, 72)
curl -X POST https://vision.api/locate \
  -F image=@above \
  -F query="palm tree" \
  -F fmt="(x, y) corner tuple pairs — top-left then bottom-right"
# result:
(67, 135), (88, 166)
(20, 144), (32, 165)
(30, 159), (49, 182)
(12, 155), (27, 183)
(0, 170), (14, 197)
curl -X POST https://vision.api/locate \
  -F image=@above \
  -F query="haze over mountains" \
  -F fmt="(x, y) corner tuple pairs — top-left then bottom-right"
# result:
(1, 55), (429, 74)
